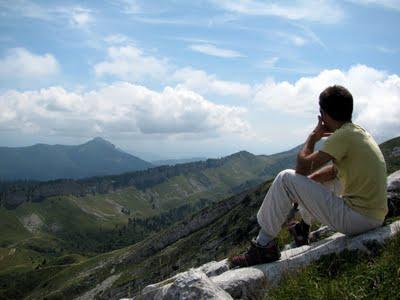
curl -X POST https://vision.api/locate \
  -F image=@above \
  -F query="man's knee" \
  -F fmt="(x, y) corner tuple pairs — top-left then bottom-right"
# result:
(277, 169), (296, 182)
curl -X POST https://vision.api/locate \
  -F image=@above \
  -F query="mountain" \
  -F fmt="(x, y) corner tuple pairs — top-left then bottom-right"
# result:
(379, 136), (400, 174)
(1, 136), (398, 299)
(0, 137), (153, 181)
(151, 157), (208, 166)
(0, 149), (295, 250)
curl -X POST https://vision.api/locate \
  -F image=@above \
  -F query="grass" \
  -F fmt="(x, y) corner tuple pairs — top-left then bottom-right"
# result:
(266, 229), (400, 300)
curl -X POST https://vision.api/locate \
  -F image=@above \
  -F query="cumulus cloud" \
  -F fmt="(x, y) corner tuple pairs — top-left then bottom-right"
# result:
(189, 44), (243, 58)
(172, 67), (252, 98)
(94, 46), (168, 81)
(0, 83), (249, 138)
(210, 0), (344, 24)
(254, 64), (400, 140)
(0, 48), (59, 80)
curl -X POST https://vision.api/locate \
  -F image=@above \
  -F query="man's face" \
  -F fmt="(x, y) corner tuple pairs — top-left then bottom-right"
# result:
(319, 108), (332, 131)
(319, 108), (326, 123)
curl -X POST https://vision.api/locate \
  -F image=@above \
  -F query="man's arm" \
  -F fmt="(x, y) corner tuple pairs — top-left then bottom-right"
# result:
(308, 164), (337, 183)
(296, 116), (334, 176)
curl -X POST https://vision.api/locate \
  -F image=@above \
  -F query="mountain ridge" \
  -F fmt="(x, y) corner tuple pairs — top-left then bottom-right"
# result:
(0, 137), (153, 181)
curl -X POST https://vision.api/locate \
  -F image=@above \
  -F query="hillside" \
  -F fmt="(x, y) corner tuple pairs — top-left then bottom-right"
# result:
(0, 148), (299, 264)
(0, 136), (398, 299)
(151, 157), (208, 166)
(379, 136), (400, 174)
(0, 137), (153, 181)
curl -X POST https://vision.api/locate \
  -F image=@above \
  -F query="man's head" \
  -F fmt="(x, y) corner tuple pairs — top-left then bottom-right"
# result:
(319, 85), (353, 122)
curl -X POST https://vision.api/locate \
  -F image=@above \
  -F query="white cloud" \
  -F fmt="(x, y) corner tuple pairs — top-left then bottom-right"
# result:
(262, 57), (279, 68)
(103, 34), (130, 44)
(189, 44), (243, 58)
(254, 65), (400, 140)
(0, 1), (93, 29)
(94, 46), (168, 81)
(0, 48), (59, 80)
(172, 67), (252, 98)
(291, 36), (307, 46)
(347, 0), (400, 11)
(376, 46), (399, 54)
(211, 0), (344, 23)
(118, 0), (141, 14)
(0, 83), (249, 138)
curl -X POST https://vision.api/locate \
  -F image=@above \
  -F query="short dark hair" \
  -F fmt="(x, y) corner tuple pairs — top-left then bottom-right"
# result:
(319, 85), (353, 122)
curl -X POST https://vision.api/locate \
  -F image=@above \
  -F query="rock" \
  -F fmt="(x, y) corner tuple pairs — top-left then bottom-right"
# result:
(137, 220), (400, 300)
(161, 269), (233, 300)
(387, 170), (400, 192)
(255, 220), (400, 288)
(196, 259), (229, 277)
(387, 170), (400, 218)
(211, 268), (267, 300)
(75, 274), (121, 300)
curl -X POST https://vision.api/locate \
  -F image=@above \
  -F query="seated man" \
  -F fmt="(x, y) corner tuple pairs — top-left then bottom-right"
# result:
(231, 85), (388, 268)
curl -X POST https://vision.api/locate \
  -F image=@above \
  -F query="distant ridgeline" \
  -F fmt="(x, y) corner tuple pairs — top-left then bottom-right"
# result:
(1, 135), (398, 210)
(0, 151), (259, 209)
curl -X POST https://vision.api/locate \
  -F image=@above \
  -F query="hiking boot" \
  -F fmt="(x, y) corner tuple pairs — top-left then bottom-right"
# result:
(288, 220), (310, 247)
(229, 238), (280, 268)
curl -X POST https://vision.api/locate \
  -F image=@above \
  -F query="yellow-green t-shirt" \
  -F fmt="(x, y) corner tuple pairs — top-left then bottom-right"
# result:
(321, 122), (387, 221)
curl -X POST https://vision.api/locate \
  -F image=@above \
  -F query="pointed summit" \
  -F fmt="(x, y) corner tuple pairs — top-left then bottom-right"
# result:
(87, 137), (115, 148)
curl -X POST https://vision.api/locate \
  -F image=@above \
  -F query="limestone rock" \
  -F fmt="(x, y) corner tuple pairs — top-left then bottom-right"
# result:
(211, 268), (267, 300)
(161, 269), (233, 300)
(388, 170), (400, 192)
(139, 220), (400, 300)
(387, 170), (400, 218)
(196, 259), (229, 277)
(254, 220), (400, 287)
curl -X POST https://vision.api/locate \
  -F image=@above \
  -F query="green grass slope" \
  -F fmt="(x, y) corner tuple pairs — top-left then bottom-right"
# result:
(1, 136), (398, 299)
(379, 136), (400, 174)
(267, 230), (400, 299)
(18, 180), (288, 300)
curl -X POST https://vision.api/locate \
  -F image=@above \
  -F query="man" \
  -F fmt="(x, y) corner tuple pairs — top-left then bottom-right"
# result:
(230, 85), (388, 268)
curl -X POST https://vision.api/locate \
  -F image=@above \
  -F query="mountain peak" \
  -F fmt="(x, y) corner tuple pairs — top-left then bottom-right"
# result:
(88, 137), (115, 148)
(228, 150), (255, 159)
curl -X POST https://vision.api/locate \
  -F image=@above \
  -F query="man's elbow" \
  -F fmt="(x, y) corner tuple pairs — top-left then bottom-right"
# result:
(295, 166), (308, 176)
(295, 154), (309, 175)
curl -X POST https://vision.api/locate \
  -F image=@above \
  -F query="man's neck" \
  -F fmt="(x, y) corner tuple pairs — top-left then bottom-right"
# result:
(332, 120), (351, 131)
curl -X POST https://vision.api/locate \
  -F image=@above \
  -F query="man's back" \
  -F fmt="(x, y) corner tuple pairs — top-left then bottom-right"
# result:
(321, 122), (387, 221)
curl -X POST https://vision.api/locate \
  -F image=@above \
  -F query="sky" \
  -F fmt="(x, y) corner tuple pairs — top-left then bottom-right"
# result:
(0, 0), (399, 161)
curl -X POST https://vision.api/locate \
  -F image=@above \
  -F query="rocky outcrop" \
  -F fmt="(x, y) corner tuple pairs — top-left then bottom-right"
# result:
(386, 170), (400, 218)
(134, 170), (400, 300)
(135, 220), (400, 300)
(140, 269), (233, 300)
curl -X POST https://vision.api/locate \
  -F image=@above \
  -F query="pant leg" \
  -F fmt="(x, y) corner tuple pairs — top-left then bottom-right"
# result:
(298, 176), (343, 225)
(257, 169), (382, 238)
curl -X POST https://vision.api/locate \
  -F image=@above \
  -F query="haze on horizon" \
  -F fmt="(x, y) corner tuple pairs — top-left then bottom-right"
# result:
(0, 0), (399, 160)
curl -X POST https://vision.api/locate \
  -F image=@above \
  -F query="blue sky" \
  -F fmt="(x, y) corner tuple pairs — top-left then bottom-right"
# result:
(0, 0), (399, 160)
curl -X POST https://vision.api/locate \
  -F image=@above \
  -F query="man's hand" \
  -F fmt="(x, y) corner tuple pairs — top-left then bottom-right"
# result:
(311, 115), (333, 142)
(295, 115), (334, 176)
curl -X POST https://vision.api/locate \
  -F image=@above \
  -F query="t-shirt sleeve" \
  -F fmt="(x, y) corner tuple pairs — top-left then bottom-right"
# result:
(320, 131), (348, 162)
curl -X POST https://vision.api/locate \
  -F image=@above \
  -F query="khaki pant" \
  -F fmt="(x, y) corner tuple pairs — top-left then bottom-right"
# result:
(257, 169), (382, 238)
